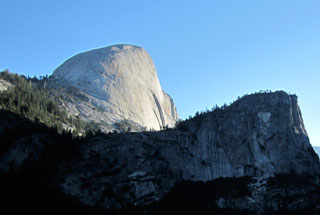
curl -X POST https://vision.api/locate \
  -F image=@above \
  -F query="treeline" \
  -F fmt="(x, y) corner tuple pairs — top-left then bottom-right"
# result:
(0, 70), (87, 135)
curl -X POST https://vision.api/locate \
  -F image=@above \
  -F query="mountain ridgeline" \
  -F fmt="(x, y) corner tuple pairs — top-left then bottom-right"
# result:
(0, 44), (320, 214)
(0, 88), (319, 214)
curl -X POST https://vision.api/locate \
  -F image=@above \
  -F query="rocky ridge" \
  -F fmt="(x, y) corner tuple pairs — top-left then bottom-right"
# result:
(49, 44), (178, 132)
(0, 91), (319, 214)
(55, 91), (319, 209)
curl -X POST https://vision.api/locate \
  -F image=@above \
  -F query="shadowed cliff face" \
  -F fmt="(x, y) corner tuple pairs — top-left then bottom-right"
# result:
(171, 92), (316, 180)
(0, 91), (319, 212)
(54, 91), (319, 208)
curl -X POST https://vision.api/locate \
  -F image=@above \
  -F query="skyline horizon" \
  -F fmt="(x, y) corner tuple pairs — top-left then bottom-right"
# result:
(1, 1), (319, 146)
(2, 63), (317, 147)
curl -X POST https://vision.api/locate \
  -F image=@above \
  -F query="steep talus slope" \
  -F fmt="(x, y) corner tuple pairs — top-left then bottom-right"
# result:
(49, 44), (178, 132)
(0, 91), (319, 214)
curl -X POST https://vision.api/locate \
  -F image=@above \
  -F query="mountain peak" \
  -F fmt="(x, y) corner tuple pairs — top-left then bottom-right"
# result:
(50, 44), (178, 132)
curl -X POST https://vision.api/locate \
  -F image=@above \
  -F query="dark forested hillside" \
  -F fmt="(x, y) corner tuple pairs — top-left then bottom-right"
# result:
(0, 110), (99, 215)
(0, 70), (91, 135)
(1, 71), (319, 214)
(0, 103), (319, 214)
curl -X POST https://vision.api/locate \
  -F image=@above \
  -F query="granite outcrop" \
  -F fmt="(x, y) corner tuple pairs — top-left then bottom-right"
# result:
(50, 44), (178, 132)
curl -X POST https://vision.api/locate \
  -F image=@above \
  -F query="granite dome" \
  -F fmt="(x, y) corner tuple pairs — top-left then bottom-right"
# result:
(51, 44), (178, 131)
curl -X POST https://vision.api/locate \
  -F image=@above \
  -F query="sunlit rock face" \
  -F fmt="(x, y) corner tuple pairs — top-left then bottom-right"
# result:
(0, 79), (13, 92)
(51, 44), (178, 131)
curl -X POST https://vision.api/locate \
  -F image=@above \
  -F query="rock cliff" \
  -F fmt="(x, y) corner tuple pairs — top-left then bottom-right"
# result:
(55, 91), (320, 208)
(50, 44), (178, 131)
(0, 79), (13, 92)
(0, 91), (319, 213)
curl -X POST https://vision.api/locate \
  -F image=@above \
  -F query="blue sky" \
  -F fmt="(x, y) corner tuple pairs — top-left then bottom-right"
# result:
(1, 0), (320, 145)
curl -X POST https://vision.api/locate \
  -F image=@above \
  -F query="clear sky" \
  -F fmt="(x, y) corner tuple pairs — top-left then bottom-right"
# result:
(1, 0), (320, 145)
